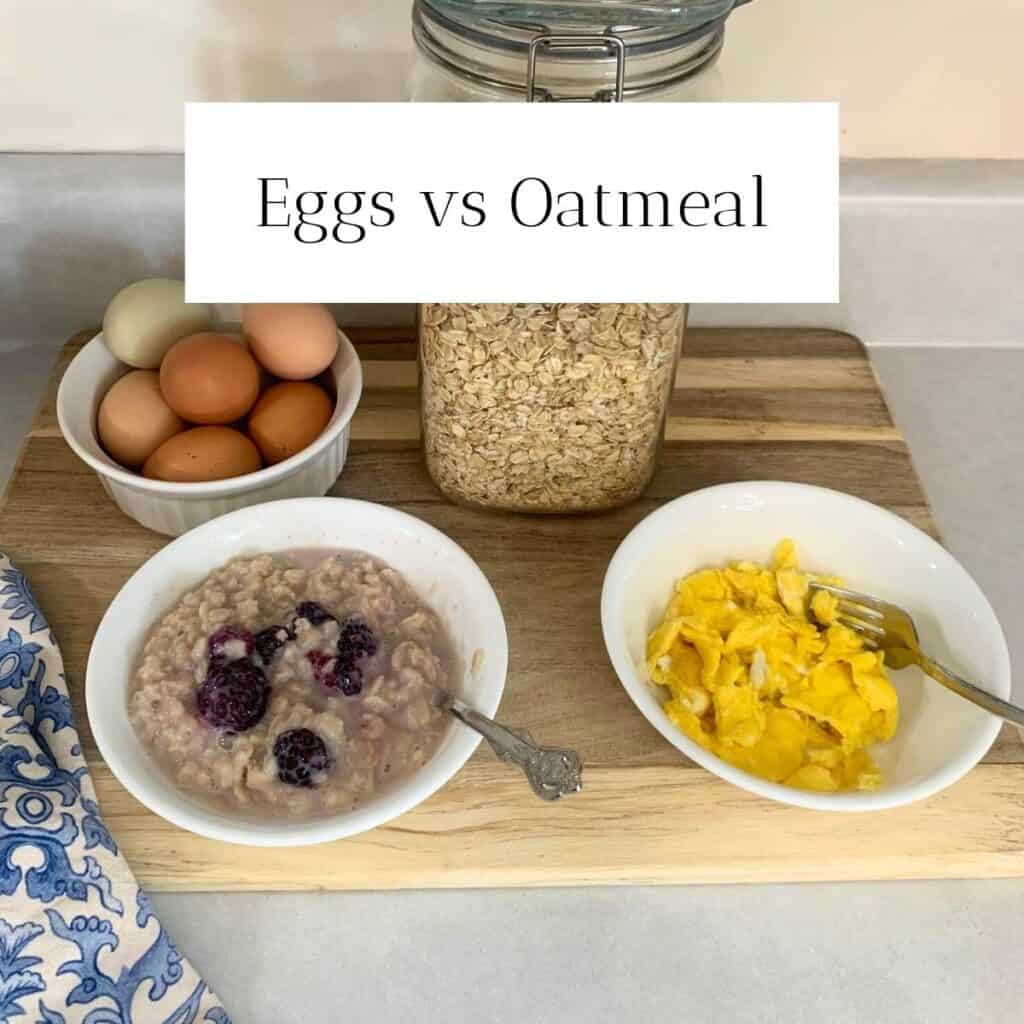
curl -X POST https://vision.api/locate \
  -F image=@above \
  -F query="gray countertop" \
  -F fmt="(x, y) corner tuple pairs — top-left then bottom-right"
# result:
(2, 343), (1021, 1023)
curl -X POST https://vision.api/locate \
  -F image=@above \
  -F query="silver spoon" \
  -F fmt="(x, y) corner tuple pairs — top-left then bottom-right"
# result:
(436, 691), (583, 801)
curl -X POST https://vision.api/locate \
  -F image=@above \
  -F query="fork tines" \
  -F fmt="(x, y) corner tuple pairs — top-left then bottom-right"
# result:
(808, 581), (885, 645)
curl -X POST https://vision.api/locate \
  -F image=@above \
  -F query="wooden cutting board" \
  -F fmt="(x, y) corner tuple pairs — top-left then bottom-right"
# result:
(3, 326), (1023, 892)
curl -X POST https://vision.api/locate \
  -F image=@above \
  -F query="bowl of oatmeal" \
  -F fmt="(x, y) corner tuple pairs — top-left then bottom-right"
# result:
(86, 497), (508, 845)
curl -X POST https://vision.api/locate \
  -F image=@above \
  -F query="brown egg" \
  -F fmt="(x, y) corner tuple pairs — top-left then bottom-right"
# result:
(143, 427), (262, 482)
(159, 332), (261, 424)
(97, 370), (185, 468)
(220, 331), (275, 389)
(242, 304), (338, 380)
(248, 381), (334, 465)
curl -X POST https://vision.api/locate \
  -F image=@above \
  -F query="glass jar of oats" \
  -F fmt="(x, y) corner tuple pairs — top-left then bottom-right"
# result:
(411, 2), (729, 509)
(419, 303), (686, 512)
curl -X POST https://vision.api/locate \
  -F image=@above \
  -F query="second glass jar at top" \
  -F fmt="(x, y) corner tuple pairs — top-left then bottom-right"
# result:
(419, 303), (686, 512)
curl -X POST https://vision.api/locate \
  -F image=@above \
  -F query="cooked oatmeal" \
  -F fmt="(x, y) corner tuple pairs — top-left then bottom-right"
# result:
(128, 550), (454, 818)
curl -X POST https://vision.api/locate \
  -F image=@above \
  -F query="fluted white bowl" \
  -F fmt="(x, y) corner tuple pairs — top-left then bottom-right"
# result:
(57, 328), (362, 536)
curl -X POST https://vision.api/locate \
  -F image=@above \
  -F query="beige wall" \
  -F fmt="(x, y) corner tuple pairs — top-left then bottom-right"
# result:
(2, 0), (1021, 156)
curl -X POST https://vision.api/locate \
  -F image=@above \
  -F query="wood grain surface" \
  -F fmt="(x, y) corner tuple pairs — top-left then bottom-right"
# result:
(3, 325), (1023, 891)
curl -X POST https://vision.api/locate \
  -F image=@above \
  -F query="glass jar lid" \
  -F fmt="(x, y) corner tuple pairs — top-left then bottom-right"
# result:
(413, 0), (752, 101)
(426, 0), (744, 32)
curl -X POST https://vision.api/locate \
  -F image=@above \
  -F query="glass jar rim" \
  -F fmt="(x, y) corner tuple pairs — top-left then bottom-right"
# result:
(413, 0), (741, 100)
(422, 0), (746, 35)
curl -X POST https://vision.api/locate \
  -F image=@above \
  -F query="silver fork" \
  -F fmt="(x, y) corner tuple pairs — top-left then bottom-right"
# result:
(808, 581), (1024, 728)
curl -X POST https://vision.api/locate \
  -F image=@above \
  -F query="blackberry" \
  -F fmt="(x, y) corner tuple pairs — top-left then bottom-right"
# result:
(338, 615), (378, 661)
(303, 615), (377, 697)
(337, 667), (363, 697)
(307, 650), (340, 690)
(254, 625), (292, 666)
(292, 601), (335, 627)
(197, 660), (268, 732)
(273, 728), (331, 788)
(311, 615), (378, 698)
(207, 625), (254, 664)
(307, 649), (363, 696)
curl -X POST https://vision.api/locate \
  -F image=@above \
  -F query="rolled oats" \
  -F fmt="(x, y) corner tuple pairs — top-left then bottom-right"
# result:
(420, 303), (685, 512)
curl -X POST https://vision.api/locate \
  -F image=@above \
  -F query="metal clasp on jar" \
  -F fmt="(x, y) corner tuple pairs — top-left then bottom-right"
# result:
(526, 33), (626, 103)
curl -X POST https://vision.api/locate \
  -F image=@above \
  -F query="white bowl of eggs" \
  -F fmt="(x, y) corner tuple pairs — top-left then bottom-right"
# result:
(57, 280), (363, 536)
(601, 482), (1011, 812)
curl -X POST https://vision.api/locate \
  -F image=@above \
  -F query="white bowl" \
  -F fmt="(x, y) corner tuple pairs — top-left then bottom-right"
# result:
(57, 329), (362, 536)
(86, 497), (508, 846)
(601, 482), (1011, 812)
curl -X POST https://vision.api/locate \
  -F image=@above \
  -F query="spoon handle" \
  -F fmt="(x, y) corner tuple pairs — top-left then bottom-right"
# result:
(442, 694), (583, 802)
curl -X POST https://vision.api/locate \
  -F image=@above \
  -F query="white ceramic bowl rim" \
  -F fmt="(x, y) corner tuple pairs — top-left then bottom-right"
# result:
(601, 481), (1011, 812)
(56, 328), (363, 496)
(86, 497), (509, 845)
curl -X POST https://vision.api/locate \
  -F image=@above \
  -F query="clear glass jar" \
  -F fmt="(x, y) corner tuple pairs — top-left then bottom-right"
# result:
(410, 0), (754, 102)
(412, 1), (739, 510)
(420, 303), (686, 512)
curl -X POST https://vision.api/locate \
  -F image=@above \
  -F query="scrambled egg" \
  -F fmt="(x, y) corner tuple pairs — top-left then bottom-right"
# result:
(647, 540), (898, 792)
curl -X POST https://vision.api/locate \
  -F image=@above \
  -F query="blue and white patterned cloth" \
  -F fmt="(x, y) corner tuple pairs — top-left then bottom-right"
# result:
(0, 553), (230, 1024)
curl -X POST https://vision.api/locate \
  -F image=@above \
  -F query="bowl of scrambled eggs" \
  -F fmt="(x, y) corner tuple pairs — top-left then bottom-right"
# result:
(601, 482), (1011, 811)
